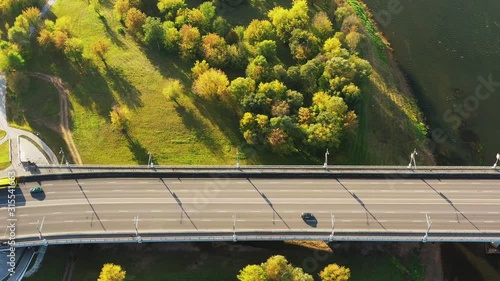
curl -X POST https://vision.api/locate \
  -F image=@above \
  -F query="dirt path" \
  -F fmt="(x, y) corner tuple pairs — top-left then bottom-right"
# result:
(27, 72), (83, 164)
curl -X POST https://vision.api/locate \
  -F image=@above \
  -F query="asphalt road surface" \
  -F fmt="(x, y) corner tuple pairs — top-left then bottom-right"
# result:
(1, 178), (499, 240)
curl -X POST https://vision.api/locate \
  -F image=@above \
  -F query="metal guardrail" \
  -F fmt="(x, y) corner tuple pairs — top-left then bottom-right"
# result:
(11, 230), (500, 247)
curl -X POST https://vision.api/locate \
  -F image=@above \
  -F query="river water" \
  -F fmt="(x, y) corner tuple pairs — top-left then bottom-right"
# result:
(362, 0), (500, 165)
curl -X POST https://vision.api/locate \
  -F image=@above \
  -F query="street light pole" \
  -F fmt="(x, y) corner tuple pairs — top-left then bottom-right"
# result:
(423, 213), (432, 242)
(323, 148), (329, 169)
(407, 149), (417, 169)
(134, 215), (142, 243)
(147, 151), (154, 168)
(492, 153), (500, 169)
(236, 150), (240, 169)
(59, 148), (65, 167)
(232, 214), (237, 242)
(36, 217), (45, 240)
(329, 213), (335, 242)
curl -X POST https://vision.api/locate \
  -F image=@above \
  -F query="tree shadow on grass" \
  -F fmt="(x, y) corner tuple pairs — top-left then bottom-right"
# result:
(124, 132), (149, 164)
(98, 15), (125, 48)
(174, 103), (224, 155)
(104, 66), (143, 109)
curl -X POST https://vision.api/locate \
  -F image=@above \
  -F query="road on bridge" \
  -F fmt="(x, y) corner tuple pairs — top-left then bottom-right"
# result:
(1, 178), (499, 242)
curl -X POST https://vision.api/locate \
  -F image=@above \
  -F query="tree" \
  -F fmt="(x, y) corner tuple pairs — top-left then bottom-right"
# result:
(246, 55), (272, 83)
(319, 264), (351, 281)
(143, 17), (164, 49)
(5, 51), (25, 70)
(243, 19), (274, 44)
(212, 16), (231, 37)
(109, 105), (131, 132)
(191, 59), (210, 79)
(268, 0), (309, 42)
(192, 68), (229, 101)
(157, 0), (186, 20)
(37, 29), (53, 48)
(21, 6), (41, 28)
(312, 11), (333, 40)
(198, 1), (215, 31)
(89, 39), (110, 64)
(125, 8), (146, 35)
(54, 16), (72, 34)
(255, 40), (277, 61)
(289, 29), (321, 62)
(113, 0), (130, 21)
(229, 77), (255, 100)
(7, 71), (30, 94)
(64, 37), (84, 60)
(97, 263), (126, 281)
(179, 24), (200, 59)
(271, 100), (290, 117)
(237, 264), (268, 281)
(345, 29), (363, 51)
(52, 31), (68, 49)
(163, 78), (184, 104)
(7, 26), (29, 47)
(201, 33), (227, 68)
(163, 21), (180, 52)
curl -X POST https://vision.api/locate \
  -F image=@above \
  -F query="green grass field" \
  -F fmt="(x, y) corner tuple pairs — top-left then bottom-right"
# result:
(0, 140), (10, 170)
(26, 243), (422, 281)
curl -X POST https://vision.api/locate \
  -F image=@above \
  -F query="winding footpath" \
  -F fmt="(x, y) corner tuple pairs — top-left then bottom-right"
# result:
(27, 72), (83, 164)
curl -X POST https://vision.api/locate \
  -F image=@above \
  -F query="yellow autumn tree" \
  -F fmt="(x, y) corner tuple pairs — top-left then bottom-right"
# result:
(97, 263), (126, 281)
(319, 263), (351, 281)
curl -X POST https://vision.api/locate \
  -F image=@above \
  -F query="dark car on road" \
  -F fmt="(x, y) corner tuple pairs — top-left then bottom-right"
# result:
(301, 212), (315, 220)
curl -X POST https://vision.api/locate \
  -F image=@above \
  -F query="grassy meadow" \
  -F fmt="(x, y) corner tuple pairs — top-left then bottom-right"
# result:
(4, 0), (433, 165)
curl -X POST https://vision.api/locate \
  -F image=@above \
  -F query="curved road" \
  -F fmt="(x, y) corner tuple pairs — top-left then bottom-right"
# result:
(1, 177), (500, 244)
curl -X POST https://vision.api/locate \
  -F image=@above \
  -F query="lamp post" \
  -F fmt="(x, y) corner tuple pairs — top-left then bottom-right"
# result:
(59, 147), (65, 167)
(232, 214), (237, 242)
(492, 153), (500, 169)
(323, 149), (329, 169)
(236, 149), (240, 169)
(329, 213), (335, 242)
(147, 151), (154, 168)
(423, 213), (432, 243)
(134, 215), (142, 243)
(36, 217), (45, 240)
(407, 149), (418, 169)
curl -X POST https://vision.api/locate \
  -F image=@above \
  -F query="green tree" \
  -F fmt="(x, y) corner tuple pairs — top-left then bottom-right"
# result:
(246, 55), (273, 83)
(162, 78), (184, 104)
(163, 21), (180, 52)
(268, 0), (309, 42)
(157, 0), (186, 20)
(113, 0), (130, 21)
(229, 77), (255, 100)
(179, 24), (200, 59)
(97, 263), (126, 281)
(125, 8), (146, 35)
(191, 59), (210, 79)
(5, 51), (25, 70)
(212, 16), (231, 37)
(255, 40), (277, 61)
(109, 105), (131, 132)
(345, 29), (363, 51)
(289, 29), (321, 62)
(192, 68), (230, 101)
(7, 26), (29, 48)
(243, 19), (274, 44)
(63, 37), (84, 60)
(143, 17), (164, 49)
(198, 1), (215, 31)
(319, 264), (351, 281)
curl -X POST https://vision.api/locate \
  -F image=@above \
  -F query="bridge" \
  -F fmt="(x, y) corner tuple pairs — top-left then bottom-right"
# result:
(1, 165), (500, 248)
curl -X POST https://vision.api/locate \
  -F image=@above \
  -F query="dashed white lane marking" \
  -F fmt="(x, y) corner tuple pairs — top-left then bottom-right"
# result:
(64, 220), (74, 223)
(118, 210), (128, 213)
(52, 212), (61, 214)
(107, 182), (117, 184)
